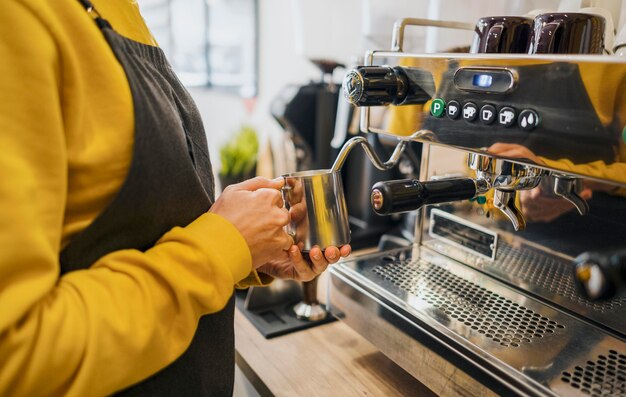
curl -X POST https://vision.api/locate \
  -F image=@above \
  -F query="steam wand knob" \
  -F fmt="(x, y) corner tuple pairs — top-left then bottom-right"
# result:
(342, 66), (434, 107)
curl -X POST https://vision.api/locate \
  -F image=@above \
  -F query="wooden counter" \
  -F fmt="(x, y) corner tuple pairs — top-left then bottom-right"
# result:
(234, 269), (436, 397)
(235, 309), (435, 397)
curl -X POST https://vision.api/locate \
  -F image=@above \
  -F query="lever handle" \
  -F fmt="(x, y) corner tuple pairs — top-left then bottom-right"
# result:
(493, 190), (527, 231)
(574, 249), (626, 300)
(371, 178), (477, 215)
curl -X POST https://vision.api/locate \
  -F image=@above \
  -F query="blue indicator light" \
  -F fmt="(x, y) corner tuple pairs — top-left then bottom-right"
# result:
(473, 74), (493, 88)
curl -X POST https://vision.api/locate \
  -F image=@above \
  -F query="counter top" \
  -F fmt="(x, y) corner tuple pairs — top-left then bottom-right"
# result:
(235, 307), (435, 396)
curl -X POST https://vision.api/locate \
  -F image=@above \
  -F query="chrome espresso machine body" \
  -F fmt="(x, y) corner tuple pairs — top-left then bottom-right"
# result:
(328, 19), (626, 397)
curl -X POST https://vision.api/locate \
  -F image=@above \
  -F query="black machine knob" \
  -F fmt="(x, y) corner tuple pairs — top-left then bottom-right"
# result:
(342, 66), (434, 107)
(371, 178), (477, 215)
(574, 249), (626, 301)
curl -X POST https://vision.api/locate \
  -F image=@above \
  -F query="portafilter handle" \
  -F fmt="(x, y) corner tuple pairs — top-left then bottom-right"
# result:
(370, 178), (479, 215)
(553, 175), (590, 216)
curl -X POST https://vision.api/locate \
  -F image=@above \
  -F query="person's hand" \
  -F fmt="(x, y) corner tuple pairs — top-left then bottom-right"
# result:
(256, 245), (352, 281)
(209, 177), (293, 269)
(520, 186), (593, 223)
(487, 143), (546, 165)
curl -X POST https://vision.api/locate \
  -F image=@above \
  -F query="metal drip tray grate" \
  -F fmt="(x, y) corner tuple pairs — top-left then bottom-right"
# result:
(495, 242), (626, 313)
(561, 350), (626, 396)
(373, 259), (565, 348)
(425, 237), (626, 336)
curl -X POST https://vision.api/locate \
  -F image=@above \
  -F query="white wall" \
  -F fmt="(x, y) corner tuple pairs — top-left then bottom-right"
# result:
(190, 0), (323, 183)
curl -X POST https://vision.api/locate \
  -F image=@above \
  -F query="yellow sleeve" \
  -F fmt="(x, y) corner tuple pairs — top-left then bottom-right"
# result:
(0, 3), (251, 396)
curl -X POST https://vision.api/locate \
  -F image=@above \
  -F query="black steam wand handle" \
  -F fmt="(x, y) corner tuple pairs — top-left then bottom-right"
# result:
(574, 249), (626, 301)
(371, 178), (477, 215)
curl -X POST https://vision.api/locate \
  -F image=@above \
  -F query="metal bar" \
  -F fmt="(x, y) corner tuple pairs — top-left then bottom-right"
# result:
(391, 18), (475, 52)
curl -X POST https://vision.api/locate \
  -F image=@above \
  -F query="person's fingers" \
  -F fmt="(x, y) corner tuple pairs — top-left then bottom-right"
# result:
(289, 246), (315, 277)
(339, 245), (352, 257)
(289, 202), (307, 222)
(280, 232), (295, 251)
(487, 142), (515, 154)
(253, 188), (285, 208)
(308, 246), (329, 274)
(232, 176), (284, 191)
(271, 177), (285, 186)
(527, 187), (542, 199)
(323, 246), (340, 264)
(580, 187), (593, 200)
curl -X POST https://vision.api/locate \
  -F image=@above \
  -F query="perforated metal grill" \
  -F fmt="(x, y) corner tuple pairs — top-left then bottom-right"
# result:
(373, 260), (565, 348)
(561, 350), (626, 396)
(493, 242), (626, 313)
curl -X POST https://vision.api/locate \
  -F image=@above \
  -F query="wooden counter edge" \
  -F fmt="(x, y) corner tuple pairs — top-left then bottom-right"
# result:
(234, 306), (436, 397)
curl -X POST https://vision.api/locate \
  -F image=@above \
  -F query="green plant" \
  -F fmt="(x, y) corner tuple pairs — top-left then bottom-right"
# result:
(219, 125), (259, 177)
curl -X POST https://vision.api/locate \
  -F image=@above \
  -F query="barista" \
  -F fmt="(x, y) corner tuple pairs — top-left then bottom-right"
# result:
(0, 1), (350, 396)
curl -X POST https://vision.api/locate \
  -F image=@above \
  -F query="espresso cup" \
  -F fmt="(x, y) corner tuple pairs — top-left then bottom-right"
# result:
(282, 169), (350, 252)
(615, 23), (626, 56)
(528, 12), (606, 54)
(578, 7), (615, 54)
(470, 16), (533, 54)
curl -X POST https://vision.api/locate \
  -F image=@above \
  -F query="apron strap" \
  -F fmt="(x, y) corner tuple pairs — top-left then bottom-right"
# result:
(76, 0), (113, 30)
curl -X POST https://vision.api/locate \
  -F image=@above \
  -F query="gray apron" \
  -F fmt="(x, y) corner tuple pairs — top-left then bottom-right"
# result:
(60, 1), (235, 395)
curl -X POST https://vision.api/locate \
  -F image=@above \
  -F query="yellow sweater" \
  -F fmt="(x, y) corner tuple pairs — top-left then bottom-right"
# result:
(0, 1), (261, 395)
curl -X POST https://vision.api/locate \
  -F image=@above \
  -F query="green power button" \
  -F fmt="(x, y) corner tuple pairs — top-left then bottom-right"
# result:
(622, 126), (626, 143)
(430, 98), (446, 118)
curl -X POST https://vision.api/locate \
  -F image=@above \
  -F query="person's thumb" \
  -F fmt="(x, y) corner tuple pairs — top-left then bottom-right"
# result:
(230, 176), (284, 191)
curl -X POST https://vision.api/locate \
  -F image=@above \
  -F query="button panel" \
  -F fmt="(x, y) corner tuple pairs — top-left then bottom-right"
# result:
(462, 102), (478, 121)
(518, 109), (540, 131)
(498, 107), (516, 127)
(447, 100), (461, 119)
(480, 104), (496, 125)
(430, 98), (540, 131)
(430, 98), (446, 118)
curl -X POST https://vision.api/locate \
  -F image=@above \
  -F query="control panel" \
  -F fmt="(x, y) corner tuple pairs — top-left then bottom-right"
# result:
(430, 98), (540, 132)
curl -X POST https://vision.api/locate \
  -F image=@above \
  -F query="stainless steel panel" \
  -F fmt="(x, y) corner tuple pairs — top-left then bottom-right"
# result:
(329, 247), (626, 396)
(356, 52), (626, 187)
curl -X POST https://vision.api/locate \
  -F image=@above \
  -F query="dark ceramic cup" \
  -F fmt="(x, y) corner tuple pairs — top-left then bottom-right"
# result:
(471, 16), (533, 54)
(528, 12), (606, 54)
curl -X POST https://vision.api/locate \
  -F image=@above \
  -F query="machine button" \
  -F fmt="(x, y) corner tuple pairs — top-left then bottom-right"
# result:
(480, 104), (497, 124)
(462, 102), (478, 122)
(518, 109), (540, 131)
(498, 107), (516, 127)
(430, 98), (446, 118)
(447, 100), (461, 119)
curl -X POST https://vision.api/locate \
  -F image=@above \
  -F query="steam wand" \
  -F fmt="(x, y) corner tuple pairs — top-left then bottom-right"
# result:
(330, 130), (436, 173)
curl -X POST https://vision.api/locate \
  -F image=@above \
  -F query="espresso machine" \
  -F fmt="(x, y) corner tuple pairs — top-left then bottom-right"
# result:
(328, 16), (626, 396)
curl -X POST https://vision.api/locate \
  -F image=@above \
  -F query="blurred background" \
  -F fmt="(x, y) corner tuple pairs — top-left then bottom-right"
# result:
(137, 0), (626, 185)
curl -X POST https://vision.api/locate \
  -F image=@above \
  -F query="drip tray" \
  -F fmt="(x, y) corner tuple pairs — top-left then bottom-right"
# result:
(328, 246), (626, 397)
(424, 238), (626, 336)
